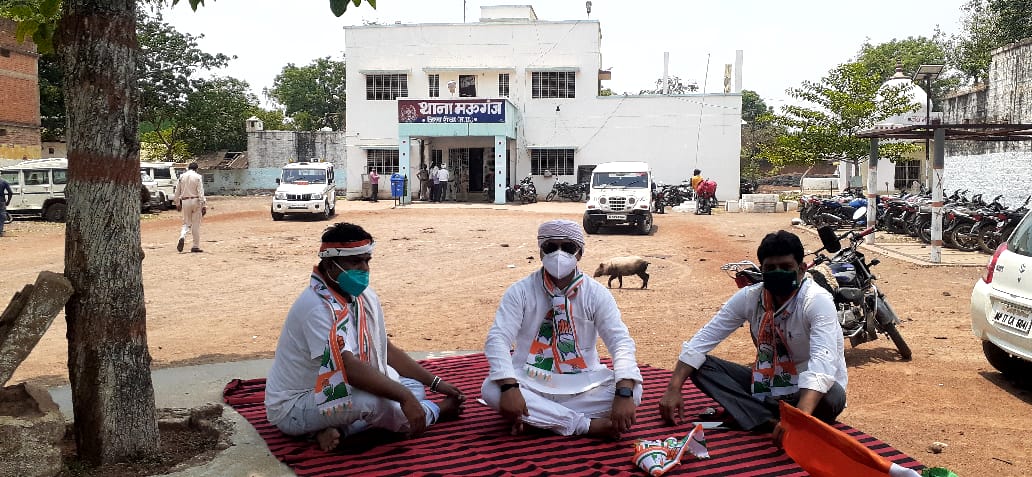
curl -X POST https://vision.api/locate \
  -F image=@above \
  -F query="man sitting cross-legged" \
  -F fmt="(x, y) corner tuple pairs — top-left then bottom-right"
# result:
(265, 222), (465, 451)
(482, 219), (643, 439)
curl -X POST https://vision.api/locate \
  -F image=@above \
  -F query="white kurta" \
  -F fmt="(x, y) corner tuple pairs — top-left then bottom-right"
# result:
(482, 269), (643, 435)
(678, 279), (848, 395)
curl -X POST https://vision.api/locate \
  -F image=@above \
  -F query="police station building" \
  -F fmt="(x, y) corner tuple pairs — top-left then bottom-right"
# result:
(344, 5), (743, 203)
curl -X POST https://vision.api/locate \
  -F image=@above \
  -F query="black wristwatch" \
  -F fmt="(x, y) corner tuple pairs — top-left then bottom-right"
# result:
(615, 387), (633, 398)
(500, 382), (520, 393)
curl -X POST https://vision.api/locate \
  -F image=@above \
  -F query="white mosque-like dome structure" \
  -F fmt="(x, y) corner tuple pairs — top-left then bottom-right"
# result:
(874, 64), (930, 128)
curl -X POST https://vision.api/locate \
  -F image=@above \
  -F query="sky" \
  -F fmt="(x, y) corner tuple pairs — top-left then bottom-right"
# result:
(162, 0), (970, 110)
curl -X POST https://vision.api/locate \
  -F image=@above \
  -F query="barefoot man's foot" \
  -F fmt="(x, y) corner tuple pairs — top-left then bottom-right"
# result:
(316, 427), (341, 451)
(587, 418), (620, 440)
(438, 395), (464, 422)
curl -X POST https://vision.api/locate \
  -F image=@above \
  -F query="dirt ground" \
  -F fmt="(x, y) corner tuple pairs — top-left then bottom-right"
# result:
(3, 196), (1029, 476)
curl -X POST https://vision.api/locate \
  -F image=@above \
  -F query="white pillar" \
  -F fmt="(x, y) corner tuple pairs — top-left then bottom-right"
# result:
(930, 128), (945, 263)
(494, 135), (507, 205)
(399, 136), (412, 205)
(866, 139), (878, 244)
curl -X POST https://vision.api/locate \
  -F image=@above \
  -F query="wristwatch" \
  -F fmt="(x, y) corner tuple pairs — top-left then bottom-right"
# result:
(615, 387), (633, 398)
(500, 382), (520, 393)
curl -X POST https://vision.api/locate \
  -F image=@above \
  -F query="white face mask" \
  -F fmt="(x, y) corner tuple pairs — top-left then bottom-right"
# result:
(542, 250), (578, 280)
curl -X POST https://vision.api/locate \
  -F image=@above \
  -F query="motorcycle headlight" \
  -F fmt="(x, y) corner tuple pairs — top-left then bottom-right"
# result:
(599, 197), (607, 205)
(275, 192), (286, 200)
(311, 193), (323, 200)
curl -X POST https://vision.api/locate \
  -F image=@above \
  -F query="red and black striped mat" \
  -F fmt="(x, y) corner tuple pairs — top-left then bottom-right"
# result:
(223, 353), (924, 476)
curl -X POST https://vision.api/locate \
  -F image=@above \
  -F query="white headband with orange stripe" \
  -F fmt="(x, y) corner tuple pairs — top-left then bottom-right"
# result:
(319, 239), (375, 258)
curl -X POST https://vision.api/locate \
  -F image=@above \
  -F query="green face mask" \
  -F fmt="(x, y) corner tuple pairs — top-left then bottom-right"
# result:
(336, 269), (369, 297)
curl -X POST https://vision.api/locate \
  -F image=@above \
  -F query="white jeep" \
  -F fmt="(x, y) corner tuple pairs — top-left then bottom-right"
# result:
(271, 161), (337, 220)
(582, 161), (654, 235)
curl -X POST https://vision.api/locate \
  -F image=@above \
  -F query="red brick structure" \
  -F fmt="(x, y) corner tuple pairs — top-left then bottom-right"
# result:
(0, 18), (41, 160)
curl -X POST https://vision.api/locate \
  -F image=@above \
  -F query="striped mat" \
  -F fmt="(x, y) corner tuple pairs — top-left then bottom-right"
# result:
(223, 353), (924, 476)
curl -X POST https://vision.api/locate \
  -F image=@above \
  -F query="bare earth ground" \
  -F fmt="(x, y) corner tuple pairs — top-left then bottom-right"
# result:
(2, 196), (1029, 476)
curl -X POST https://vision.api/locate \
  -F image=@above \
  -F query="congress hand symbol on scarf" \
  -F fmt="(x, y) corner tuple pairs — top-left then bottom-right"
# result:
(310, 270), (371, 416)
(751, 287), (801, 400)
(525, 269), (589, 382)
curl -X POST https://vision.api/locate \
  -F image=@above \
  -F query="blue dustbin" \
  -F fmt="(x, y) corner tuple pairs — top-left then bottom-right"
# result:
(390, 173), (405, 198)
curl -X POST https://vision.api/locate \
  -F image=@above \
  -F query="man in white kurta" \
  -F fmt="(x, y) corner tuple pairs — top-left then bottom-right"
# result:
(482, 219), (643, 438)
(173, 162), (206, 253)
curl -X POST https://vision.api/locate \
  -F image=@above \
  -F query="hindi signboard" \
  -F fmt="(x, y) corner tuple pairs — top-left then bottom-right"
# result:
(398, 99), (506, 124)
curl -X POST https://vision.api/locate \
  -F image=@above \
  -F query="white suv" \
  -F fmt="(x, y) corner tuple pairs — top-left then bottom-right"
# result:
(271, 161), (337, 220)
(971, 208), (1032, 380)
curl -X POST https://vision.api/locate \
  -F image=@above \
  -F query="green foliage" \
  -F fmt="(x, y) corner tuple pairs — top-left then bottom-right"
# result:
(639, 75), (698, 94)
(599, 87), (614, 96)
(329, 0), (377, 17)
(951, 0), (1000, 84)
(0, 0), (60, 52)
(740, 89), (783, 180)
(990, 0), (1032, 45)
(140, 128), (190, 162)
(250, 107), (288, 132)
(37, 52), (64, 141)
(760, 62), (920, 172)
(854, 35), (961, 109)
(267, 57), (347, 131)
(180, 76), (259, 152)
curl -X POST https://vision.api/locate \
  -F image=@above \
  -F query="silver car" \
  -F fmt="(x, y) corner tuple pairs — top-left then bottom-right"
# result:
(971, 208), (1032, 379)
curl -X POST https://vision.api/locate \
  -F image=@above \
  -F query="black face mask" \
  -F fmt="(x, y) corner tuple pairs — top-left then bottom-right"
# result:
(762, 269), (800, 297)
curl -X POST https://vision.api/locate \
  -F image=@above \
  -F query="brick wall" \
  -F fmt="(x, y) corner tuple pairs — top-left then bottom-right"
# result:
(0, 18), (41, 158)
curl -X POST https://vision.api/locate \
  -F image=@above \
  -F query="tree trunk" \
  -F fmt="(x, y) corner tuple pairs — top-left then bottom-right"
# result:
(57, 0), (159, 465)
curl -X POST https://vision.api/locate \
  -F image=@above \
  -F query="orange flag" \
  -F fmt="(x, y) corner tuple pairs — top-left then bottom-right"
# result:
(779, 401), (920, 477)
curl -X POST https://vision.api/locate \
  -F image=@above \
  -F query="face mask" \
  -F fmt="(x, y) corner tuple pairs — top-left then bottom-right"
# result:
(762, 269), (800, 297)
(542, 251), (578, 280)
(336, 269), (370, 297)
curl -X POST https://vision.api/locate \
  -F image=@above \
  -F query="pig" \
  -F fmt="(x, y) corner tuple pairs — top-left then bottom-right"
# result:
(593, 256), (650, 289)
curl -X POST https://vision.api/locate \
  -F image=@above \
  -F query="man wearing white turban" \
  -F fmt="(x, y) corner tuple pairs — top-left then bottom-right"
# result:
(482, 219), (643, 439)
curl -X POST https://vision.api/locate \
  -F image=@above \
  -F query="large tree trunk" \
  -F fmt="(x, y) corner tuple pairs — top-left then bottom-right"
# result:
(57, 0), (159, 465)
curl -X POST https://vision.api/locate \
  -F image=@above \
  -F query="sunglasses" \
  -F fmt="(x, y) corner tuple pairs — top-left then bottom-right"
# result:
(541, 242), (580, 254)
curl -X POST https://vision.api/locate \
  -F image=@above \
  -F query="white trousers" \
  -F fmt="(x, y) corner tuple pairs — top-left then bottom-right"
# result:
(480, 376), (642, 436)
(179, 198), (203, 249)
(274, 376), (440, 437)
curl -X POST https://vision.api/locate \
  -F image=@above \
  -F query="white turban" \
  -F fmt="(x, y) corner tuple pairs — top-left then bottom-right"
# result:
(537, 219), (586, 250)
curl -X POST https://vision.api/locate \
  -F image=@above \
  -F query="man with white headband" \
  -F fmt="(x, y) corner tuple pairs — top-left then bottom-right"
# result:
(266, 222), (465, 451)
(482, 219), (643, 439)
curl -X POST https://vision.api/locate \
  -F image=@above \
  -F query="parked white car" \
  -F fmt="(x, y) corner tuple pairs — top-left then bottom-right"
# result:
(140, 161), (179, 208)
(582, 161), (654, 235)
(971, 208), (1032, 380)
(271, 161), (337, 220)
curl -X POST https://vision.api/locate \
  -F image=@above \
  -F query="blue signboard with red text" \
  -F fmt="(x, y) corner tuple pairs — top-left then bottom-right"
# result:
(398, 99), (506, 124)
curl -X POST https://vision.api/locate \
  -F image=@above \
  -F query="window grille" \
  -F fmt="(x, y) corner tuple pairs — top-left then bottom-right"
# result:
(459, 75), (476, 97)
(498, 74), (510, 97)
(531, 71), (575, 99)
(429, 74), (440, 98)
(529, 149), (575, 175)
(367, 149), (400, 175)
(366, 74), (408, 101)
(893, 160), (921, 190)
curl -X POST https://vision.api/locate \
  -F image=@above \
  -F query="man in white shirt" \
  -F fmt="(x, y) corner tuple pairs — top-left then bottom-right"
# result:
(659, 230), (847, 447)
(482, 219), (643, 439)
(437, 164), (451, 201)
(173, 162), (207, 253)
(265, 222), (466, 451)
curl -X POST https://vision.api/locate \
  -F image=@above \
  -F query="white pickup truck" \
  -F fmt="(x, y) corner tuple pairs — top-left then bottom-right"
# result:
(270, 161), (337, 220)
(582, 161), (654, 235)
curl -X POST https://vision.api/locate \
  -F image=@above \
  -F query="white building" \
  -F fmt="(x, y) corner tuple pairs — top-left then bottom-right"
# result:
(344, 5), (743, 203)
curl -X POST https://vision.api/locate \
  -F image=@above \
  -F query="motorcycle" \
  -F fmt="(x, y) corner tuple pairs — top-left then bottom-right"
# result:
(544, 179), (584, 202)
(512, 175), (538, 204)
(720, 225), (912, 360)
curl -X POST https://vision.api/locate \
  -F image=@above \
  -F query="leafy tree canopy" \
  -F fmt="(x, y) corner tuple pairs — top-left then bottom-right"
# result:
(854, 35), (960, 109)
(267, 57), (347, 131)
(760, 62), (920, 171)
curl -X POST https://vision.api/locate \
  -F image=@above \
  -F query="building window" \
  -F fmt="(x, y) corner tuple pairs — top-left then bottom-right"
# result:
(532, 71), (575, 99)
(202, 173), (215, 183)
(498, 73), (510, 97)
(894, 160), (921, 190)
(48, 147), (55, 154)
(530, 149), (575, 175)
(459, 75), (476, 97)
(430, 149), (443, 167)
(367, 149), (400, 174)
(366, 74), (408, 101)
(428, 74), (440, 98)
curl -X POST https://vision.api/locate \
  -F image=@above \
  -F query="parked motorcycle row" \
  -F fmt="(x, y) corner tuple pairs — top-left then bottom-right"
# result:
(722, 225), (912, 360)
(544, 179), (588, 202)
(652, 181), (695, 214)
(798, 188), (1031, 255)
(511, 174), (538, 204)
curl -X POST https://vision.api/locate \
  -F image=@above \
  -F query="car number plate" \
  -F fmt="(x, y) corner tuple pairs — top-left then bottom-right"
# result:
(992, 303), (1032, 335)
(607, 214), (626, 220)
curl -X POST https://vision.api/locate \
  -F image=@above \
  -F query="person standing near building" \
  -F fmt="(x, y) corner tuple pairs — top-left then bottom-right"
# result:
(417, 164), (430, 201)
(482, 219), (643, 439)
(690, 169), (704, 192)
(430, 163), (440, 202)
(369, 168), (380, 202)
(0, 175), (12, 237)
(265, 222), (466, 451)
(174, 162), (207, 253)
(438, 164), (451, 202)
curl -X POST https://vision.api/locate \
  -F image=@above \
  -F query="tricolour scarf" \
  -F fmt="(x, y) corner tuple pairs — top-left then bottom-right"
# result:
(751, 285), (802, 400)
(310, 268), (372, 416)
(525, 269), (589, 382)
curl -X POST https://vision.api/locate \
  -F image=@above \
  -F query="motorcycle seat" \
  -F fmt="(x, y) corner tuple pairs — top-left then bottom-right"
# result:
(834, 287), (864, 305)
